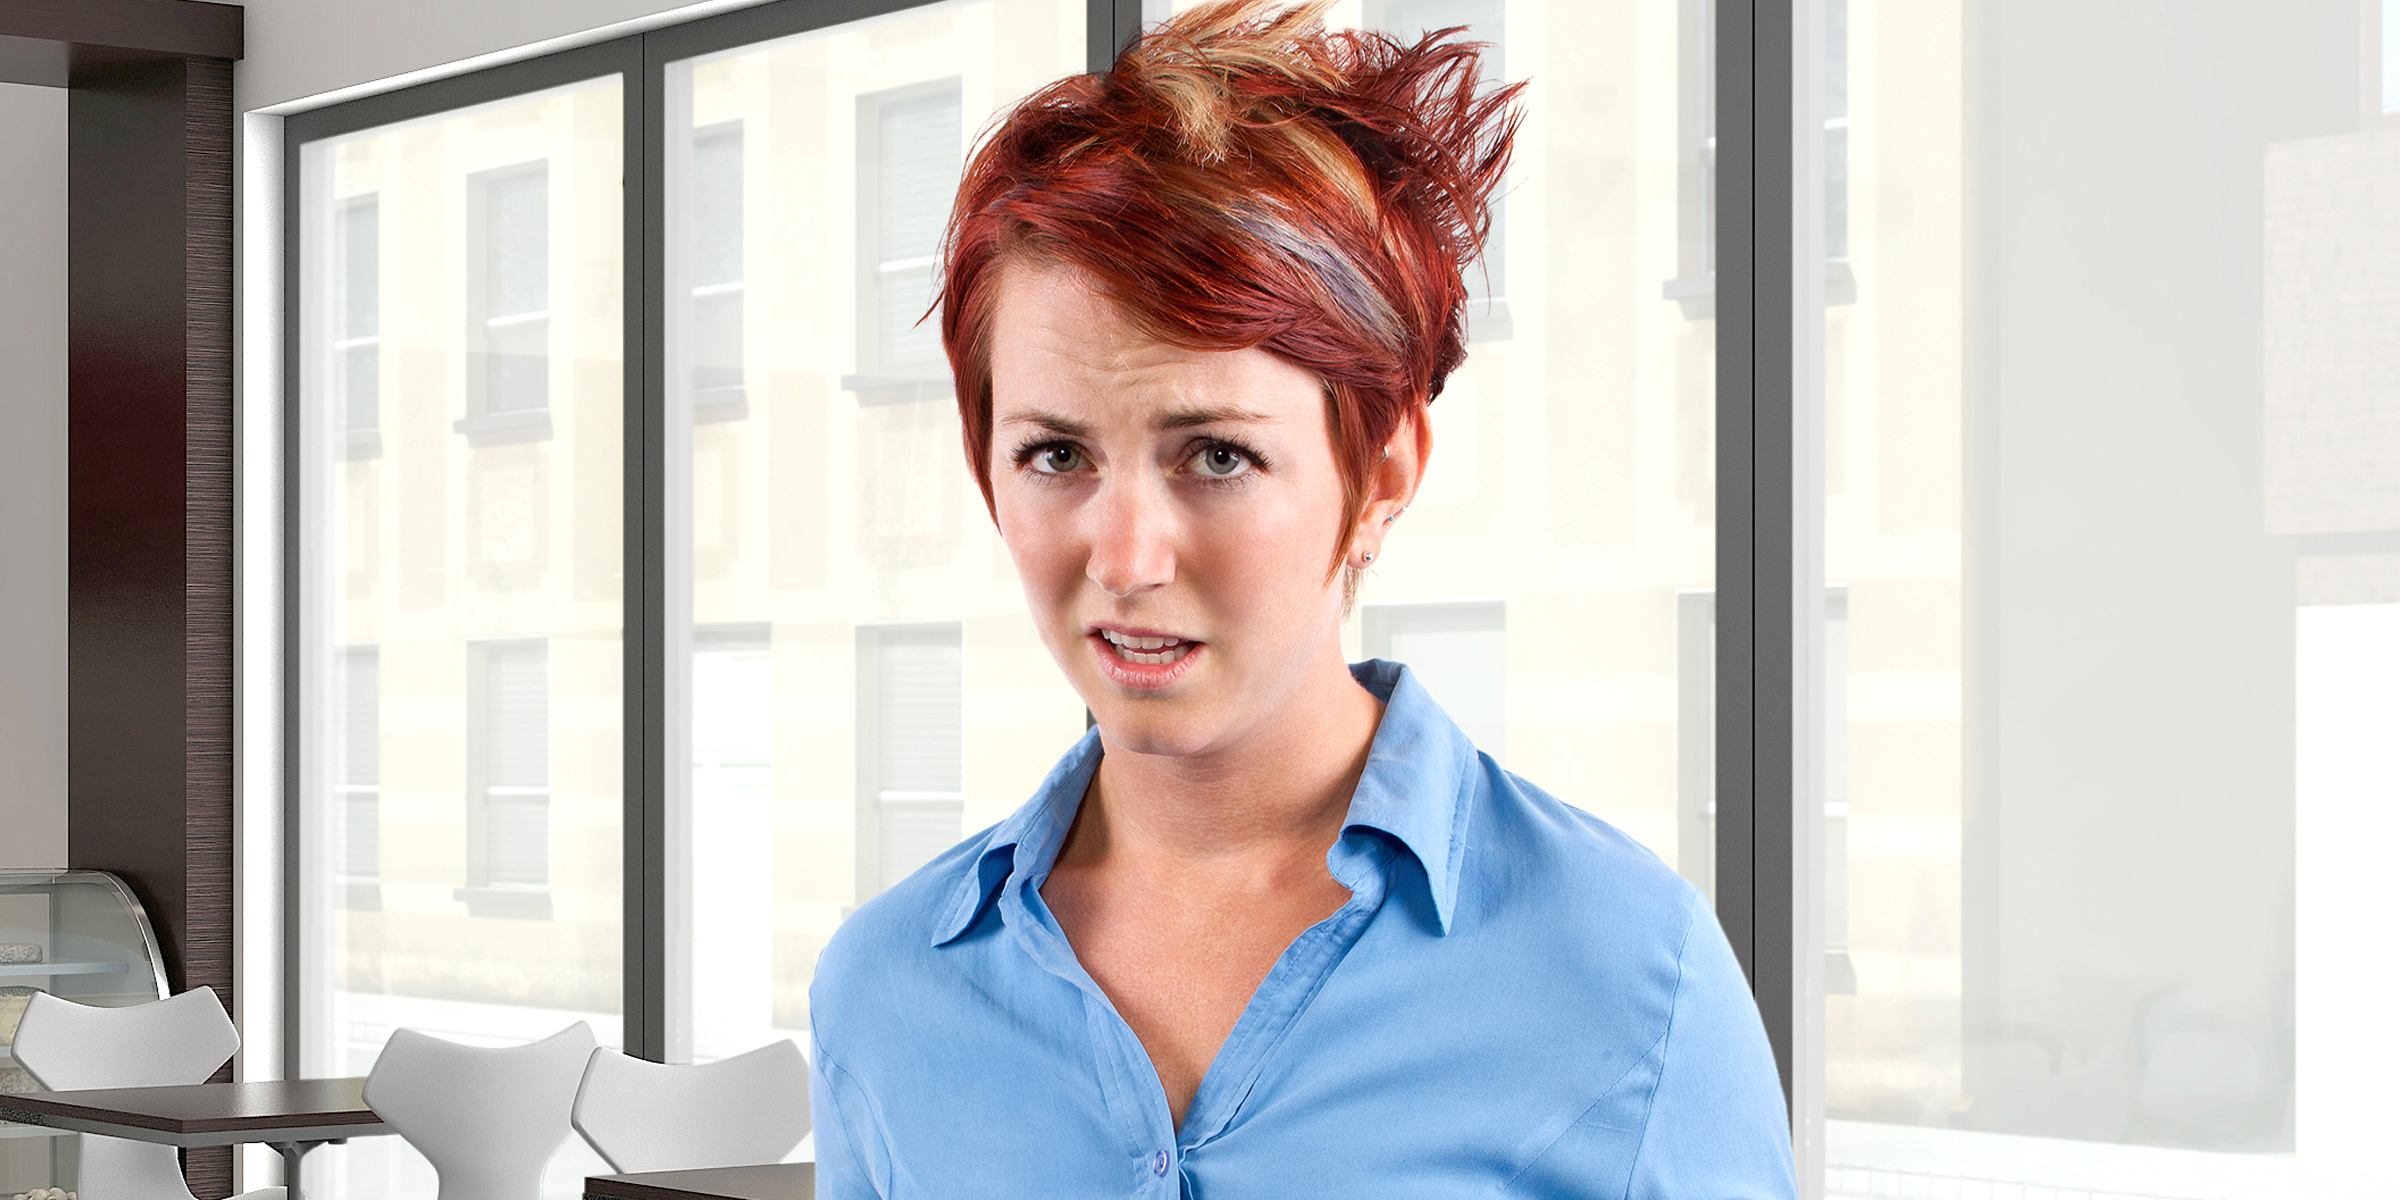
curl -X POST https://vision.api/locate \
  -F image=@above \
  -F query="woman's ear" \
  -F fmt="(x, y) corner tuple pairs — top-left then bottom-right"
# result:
(1349, 409), (1428, 566)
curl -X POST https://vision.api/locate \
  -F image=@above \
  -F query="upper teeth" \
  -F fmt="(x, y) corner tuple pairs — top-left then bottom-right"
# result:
(1102, 630), (1182, 650)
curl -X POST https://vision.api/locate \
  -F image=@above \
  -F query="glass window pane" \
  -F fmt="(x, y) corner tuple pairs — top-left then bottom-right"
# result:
(665, 0), (1717, 1087)
(664, 0), (1088, 1075)
(296, 74), (622, 1200)
(1805, 3), (2393, 1193)
(1341, 0), (1722, 890)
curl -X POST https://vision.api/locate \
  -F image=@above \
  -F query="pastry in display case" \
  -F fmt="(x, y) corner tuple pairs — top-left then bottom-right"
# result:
(0, 870), (173, 1199)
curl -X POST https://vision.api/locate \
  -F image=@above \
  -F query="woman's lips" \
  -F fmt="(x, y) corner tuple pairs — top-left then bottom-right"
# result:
(1088, 628), (1203, 688)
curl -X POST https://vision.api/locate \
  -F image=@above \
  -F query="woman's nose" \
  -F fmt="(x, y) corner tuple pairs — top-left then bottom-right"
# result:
(1084, 476), (1175, 599)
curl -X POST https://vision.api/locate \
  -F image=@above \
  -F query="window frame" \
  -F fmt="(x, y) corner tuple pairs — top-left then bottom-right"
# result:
(280, 0), (1801, 1111)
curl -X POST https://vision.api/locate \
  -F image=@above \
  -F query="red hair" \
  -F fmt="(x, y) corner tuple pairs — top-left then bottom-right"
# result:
(939, 0), (1522, 568)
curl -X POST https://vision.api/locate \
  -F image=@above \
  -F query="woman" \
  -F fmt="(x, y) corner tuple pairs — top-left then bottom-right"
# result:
(808, 3), (1796, 1195)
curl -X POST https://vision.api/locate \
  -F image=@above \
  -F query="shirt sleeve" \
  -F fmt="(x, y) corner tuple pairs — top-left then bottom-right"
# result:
(1623, 892), (1799, 1200)
(810, 1033), (891, 1200)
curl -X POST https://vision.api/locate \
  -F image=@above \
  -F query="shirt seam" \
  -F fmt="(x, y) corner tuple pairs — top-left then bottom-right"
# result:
(1499, 891), (1700, 1197)
(814, 1037), (897, 1197)
(1615, 892), (1704, 1198)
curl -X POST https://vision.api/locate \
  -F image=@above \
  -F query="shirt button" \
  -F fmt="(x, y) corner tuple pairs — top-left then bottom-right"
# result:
(1152, 1149), (1170, 1176)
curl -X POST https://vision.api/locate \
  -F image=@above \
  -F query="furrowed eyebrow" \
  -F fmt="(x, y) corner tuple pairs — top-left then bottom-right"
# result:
(1156, 406), (1276, 432)
(996, 410), (1092, 439)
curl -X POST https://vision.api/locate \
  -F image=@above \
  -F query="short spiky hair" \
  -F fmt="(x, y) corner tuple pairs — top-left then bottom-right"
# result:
(939, 0), (1522, 563)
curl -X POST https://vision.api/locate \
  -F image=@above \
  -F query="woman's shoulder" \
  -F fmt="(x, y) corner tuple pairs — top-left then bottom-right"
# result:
(810, 822), (1005, 1018)
(1463, 757), (1712, 943)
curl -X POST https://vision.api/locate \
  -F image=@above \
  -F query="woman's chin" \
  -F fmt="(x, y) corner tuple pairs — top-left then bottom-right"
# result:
(1085, 696), (1256, 761)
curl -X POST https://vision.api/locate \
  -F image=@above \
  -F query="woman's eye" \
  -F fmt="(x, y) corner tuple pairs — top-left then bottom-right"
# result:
(1032, 445), (1085, 474)
(1195, 444), (1251, 478)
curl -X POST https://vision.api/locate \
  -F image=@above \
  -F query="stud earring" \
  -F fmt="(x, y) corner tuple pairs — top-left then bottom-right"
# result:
(1362, 551), (1376, 564)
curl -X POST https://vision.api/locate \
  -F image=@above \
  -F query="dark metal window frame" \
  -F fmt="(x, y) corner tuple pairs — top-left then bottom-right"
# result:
(282, 0), (1800, 1110)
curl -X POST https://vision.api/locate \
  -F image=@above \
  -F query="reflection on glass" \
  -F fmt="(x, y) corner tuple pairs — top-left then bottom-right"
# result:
(296, 76), (623, 1200)
(1337, 0), (1719, 890)
(1808, 3), (2397, 1195)
(667, 0), (1720, 1082)
(662, 0), (1090, 1076)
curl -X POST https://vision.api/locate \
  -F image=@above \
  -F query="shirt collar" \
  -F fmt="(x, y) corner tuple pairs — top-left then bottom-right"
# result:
(1339, 659), (1475, 934)
(932, 728), (1101, 946)
(931, 659), (1478, 945)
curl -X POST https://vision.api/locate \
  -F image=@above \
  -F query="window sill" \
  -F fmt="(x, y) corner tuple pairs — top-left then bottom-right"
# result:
(694, 386), (749, 423)
(840, 374), (951, 406)
(453, 886), (552, 920)
(452, 408), (553, 446)
(1826, 949), (1857, 995)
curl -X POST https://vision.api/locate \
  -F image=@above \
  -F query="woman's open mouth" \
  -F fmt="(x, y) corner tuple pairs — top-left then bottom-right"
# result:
(1089, 626), (1203, 688)
(1099, 628), (1193, 664)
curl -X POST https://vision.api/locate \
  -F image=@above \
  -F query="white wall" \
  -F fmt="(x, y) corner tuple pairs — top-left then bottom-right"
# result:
(236, 0), (749, 113)
(0, 81), (68, 871)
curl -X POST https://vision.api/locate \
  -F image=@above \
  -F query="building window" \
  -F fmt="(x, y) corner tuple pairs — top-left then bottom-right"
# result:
(1666, 0), (1716, 316)
(335, 645), (381, 908)
(461, 638), (550, 917)
(855, 623), (963, 904)
(1667, 0), (1851, 317)
(334, 194), (380, 458)
(1362, 600), (1507, 765)
(844, 82), (961, 404)
(690, 121), (746, 419)
(457, 162), (551, 442)
(1367, 0), (1509, 340)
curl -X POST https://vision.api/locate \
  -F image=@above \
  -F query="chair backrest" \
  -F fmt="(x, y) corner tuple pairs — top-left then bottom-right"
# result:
(12, 988), (242, 1200)
(571, 1041), (809, 1174)
(361, 1022), (596, 1200)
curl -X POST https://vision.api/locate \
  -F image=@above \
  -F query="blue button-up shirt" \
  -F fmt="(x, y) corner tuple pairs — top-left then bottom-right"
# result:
(809, 661), (1796, 1198)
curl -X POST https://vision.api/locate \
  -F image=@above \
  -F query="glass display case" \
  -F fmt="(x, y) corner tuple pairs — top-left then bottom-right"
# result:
(0, 870), (172, 1198)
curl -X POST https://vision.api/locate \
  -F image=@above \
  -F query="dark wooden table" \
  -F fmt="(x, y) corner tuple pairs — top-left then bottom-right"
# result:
(586, 1162), (816, 1200)
(0, 1077), (387, 1200)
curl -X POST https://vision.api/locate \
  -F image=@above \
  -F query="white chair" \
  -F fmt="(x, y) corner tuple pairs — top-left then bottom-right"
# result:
(10, 987), (284, 1200)
(360, 1022), (595, 1200)
(570, 1041), (809, 1173)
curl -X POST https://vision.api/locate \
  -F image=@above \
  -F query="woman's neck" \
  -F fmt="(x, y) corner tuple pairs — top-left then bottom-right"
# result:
(1065, 646), (1384, 880)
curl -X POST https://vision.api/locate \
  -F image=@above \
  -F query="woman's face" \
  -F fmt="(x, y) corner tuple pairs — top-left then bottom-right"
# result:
(987, 260), (1403, 762)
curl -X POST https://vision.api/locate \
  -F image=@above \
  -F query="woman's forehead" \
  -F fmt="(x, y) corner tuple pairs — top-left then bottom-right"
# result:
(989, 260), (1321, 430)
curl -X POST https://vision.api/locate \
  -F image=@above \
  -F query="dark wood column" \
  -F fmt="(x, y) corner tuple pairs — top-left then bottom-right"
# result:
(65, 47), (235, 1013)
(67, 43), (238, 1200)
(2, 2), (240, 1195)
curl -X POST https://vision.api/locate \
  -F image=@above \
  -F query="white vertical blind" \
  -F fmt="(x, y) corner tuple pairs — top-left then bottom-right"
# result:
(871, 88), (961, 378)
(479, 164), (550, 414)
(337, 645), (380, 881)
(872, 625), (962, 893)
(480, 640), (550, 887)
(336, 196), (380, 432)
